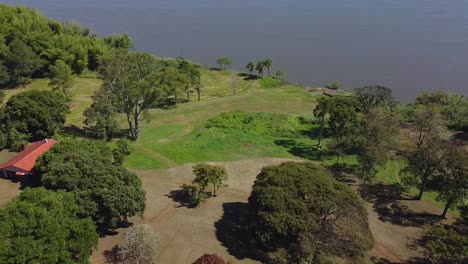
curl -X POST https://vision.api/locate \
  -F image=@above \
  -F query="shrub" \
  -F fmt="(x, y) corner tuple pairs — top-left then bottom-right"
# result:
(420, 224), (467, 264)
(193, 254), (228, 264)
(117, 224), (159, 264)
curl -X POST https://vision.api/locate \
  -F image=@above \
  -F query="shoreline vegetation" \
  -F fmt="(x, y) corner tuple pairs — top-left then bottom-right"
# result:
(0, 4), (467, 264)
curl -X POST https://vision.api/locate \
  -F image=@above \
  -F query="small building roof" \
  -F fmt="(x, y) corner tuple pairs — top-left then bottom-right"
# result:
(0, 139), (57, 175)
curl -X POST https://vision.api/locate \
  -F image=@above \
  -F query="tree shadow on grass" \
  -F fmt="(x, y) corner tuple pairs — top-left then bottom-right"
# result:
(237, 72), (260, 81)
(274, 139), (333, 161)
(165, 184), (198, 208)
(214, 202), (260, 261)
(369, 256), (427, 264)
(60, 125), (95, 139)
(361, 183), (442, 227)
(103, 245), (120, 264)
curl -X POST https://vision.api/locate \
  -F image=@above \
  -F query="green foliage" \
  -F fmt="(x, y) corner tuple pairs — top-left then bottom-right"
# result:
(275, 69), (287, 83)
(259, 77), (282, 88)
(249, 162), (373, 263)
(84, 89), (119, 141)
(327, 96), (358, 140)
(355, 85), (396, 113)
(246, 61), (255, 75)
(6, 127), (27, 152)
(0, 4), (128, 87)
(3, 90), (68, 142)
(49, 59), (75, 99)
(113, 138), (134, 165)
(216, 57), (232, 70)
(98, 50), (165, 139)
(193, 163), (228, 197)
(36, 139), (146, 230)
(264, 57), (273, 76)
(177, 57), (202, 101)
(355, 108), (399, 185)
(256, 61), (265, 76)
(0, 187), (98, 264)
(421, 224), (467, 264)
(326, 81), (341, 90)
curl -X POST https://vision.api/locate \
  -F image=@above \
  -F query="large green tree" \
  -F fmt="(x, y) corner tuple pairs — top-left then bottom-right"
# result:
(216, 57), (232, 70)
(98, 50), (164, 139)
(4, 38), (41, 86)
(246, 61), (255, 75)
(264, 57), (272, 77)
(354, 85), (396, 113)
(36, 139), (146, 230)
(84, 89), (119, 141)
(0, 187), (98, 264)
(355, 108), (398, 185)
(313, 96), (331, 148)
(49, 59), (75, 100)
(3, 90), (68, 142)
(177, 57), (202, 101)
(193, 163), (228, 197)
(249, 162), (373, 263)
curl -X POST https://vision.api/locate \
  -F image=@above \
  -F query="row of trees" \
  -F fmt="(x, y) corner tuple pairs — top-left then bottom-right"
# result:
(0, 4), (132, 88)
(246, 58), (273, 77)
(313, 87), (467, 218)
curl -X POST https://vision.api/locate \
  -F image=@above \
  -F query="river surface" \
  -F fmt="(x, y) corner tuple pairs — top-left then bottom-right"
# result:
(3, 0), (468, 102)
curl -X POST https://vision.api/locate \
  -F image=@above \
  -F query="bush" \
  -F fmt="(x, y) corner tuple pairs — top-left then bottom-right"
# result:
(249, 162), (373, 263)
(0, 188), (98, 264)
(259, 77), (282, 89)
(116, 224), (159, 264)
(420, 224), (467, 264)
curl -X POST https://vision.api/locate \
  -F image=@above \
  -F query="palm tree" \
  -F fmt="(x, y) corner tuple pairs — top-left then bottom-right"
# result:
(264, 57), (272, 77)
(246, 61), (255, 76)
(256, 61), (265, 77)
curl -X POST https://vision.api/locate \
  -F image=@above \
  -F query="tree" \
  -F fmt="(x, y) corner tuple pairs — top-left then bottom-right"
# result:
(158, 66), (189, 104)
(435, 147), (467, 218)
(420, 224), (467, 264)
(98, 50), (164, 139)
(326, 81), (341, 90)
(402, 136), (447, 200)
(178, 58), (202, 101)
(216, 57), (232, 70)
(355, 85), (396, 114)
(117, 224), (159, 264)
(443, 94), (468, 131)
(246, 61), (255, 75)
(249, 162), (373, 263)
(4, 38), (41, 86)
(326, 96), (358, 162)
(264, 57), (272, 76)
(0, 62), (9, 88)
(113, 138), (134, 165)
(255, 61), (265, 77)
(355, 108), (398, 185)
(193, 164), (228, 197)
(313, 96), (331, 148)
(275, 70), (287, 83)
(3, 90), (68, 142)
(104, 34), (133, 49)
(0, 187), (98, 264)
(36, 139), (146, 230)
(193, 254), (228, 264)
(411, 106), (443, 148)
(49, 59), (75, 99)
(84, 89), (119, 141)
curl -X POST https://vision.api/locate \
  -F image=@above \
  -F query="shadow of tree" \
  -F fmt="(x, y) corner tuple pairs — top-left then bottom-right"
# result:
(361, 183), (442, 227)
(369, 256), (427, 264)
(274, 139), (333, 161)
(0, 173), (39, 190)
(237, 72), (260, 81)
(214, 202), (260, 261)
(165, 184), (198, 208)
(103, 245), (121, 264)
(60, 125), (95, 139)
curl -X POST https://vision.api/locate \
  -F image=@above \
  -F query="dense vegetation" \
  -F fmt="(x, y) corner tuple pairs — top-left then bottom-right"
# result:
(36, 139), (146, 230)
(249, 162), (373, 263)
(0, 188), (98, 264)
(0, 90), (68, 150)
(0, 4), (130, 88)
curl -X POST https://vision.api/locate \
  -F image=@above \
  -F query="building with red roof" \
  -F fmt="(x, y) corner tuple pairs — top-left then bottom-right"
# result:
(0, 139), (57, 176)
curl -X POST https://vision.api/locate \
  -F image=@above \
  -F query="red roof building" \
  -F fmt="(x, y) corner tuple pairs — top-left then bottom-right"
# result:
(0, 139), (57, 176)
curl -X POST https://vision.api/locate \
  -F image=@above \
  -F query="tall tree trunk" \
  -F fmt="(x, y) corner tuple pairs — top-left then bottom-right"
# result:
(134, 110), (140, 139)
(336, 153), (340, 165)
(417, 181), (426, 200)
(441, 198), (453, 218)
(318, 117), (324, 148)
(127, 114), (136, 139)
(197, 90), (201, 102)
(186, 90), (190, 101)
(213, 183), (216, 197)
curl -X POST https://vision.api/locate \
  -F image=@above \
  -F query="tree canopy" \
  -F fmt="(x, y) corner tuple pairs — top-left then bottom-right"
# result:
(249, 162), (373, 263)
(36, 139), (146, 230)
(0, 187), (98, 264)
(2, 90), (68, 146)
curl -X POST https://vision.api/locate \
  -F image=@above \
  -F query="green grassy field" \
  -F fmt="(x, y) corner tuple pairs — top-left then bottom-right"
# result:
(3, 68), (458, 214)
